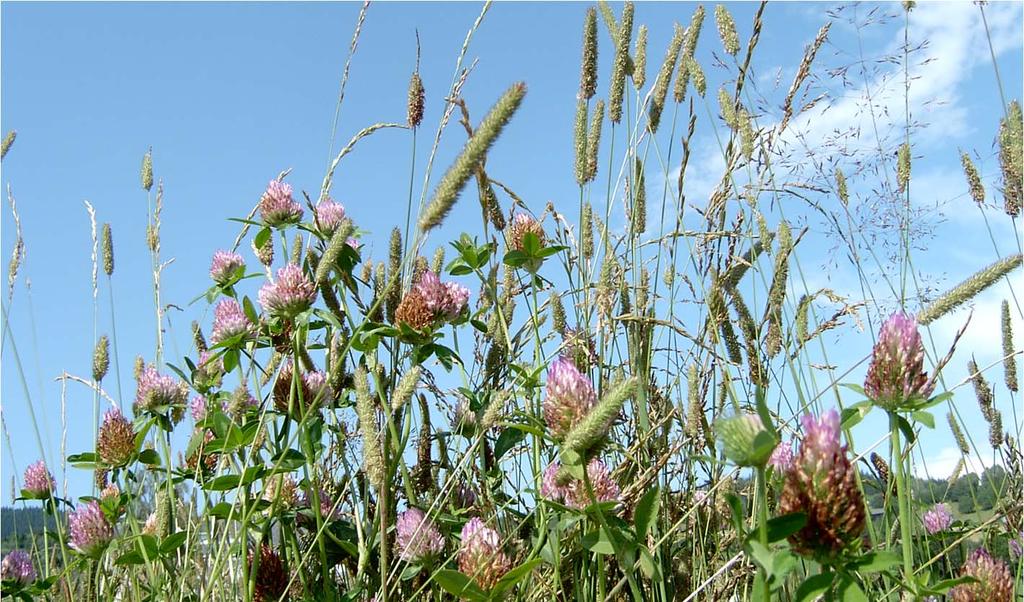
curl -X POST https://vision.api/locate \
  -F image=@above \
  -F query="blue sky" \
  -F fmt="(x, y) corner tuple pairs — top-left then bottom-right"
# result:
(2, 1), (1021, 503)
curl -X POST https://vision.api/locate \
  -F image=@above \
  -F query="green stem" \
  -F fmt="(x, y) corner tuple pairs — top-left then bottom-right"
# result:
(754, 465), (770, 602)
(890, 413), (914, 584)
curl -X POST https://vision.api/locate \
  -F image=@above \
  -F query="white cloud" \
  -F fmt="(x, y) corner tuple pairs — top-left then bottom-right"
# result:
(780, 2), (1023, 156)
(917, 445), (994, 479)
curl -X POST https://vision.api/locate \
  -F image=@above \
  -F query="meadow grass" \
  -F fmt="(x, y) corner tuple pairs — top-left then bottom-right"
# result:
(1, 2), (1022, 601)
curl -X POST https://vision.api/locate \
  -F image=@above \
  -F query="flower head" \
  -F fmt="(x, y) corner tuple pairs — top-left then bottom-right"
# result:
(1010, 535), (1022, 559)
(717, 413), (776, 467)
(258, 263), (317, 318)
(540, 462), (567, 501)
(458, 518), (511, 591)
(209, 250), (245, 286)
(396, 271), (470, 329)
(273, 362), (330, 418)
(506, 212), (546, 251)
(453, 484), (477, 510)
(98, 408), (136, 467)
(302, 487), (341, 522)
(768, 440), (795, 472)
(539, 459), (619, 510)
(250, 544), (289, 602)
(778, 409), (865, 561)
(951, 548), (1014, 602)
(1, 549), (36, 585)
(922, 503), (953, 535)
(101, 483), (120, 503)
(68, 501), (114, 558)
(451, 397), (479, 436)
(440, 282), (471, 319)
(543, 356), (597, 440)
(224, 384), (259, 419)
(414, 271), (469, 320)
(211, 299), (254, 345)
(864, 312), (934, 410)
(184, 429), (218, 474)
(134, 365), (187, 414)
(314, 198), (346, 236)
(263, 474), (298, 509)
(142, 512), (159, 536)
(564, 459), (620, 510)
(259, 180), (303, 227)
(193, 350), (224, 391)
(22, 460), (55, 499)
(395, 288), (433, 330)
(799, 409), (841, 469)
(396, 508), (445, 564)
(302, 371), (330, 405)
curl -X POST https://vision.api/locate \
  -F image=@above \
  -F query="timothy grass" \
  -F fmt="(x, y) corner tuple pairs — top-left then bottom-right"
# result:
(1, 2), (1022, 601)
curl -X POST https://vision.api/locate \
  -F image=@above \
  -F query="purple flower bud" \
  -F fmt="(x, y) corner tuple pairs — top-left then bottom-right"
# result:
(68, 501), (113, 558)
(258, 263), (317, 318)
(453, 483), (477, 510)
(440, 282), (470, 319)
(301, 371), (330, 405)
(543, 356), (597, 440)
(799, 409), (841, 470)
(259, 180), (303, 227)
(134, 365), (187, 413)
(563, 459), (620, 510)
(314, 198), (346, 236)
(211, 299), (254, 345)
(1009, 534), (1022, 559)
(194, 350), (224, 391)
(451, 397), (479, 436)
(506, 212), (546, 252)
(396, 508), (445, 564)
(412, 271), (470, 322)
(302, 487), (341, 522)
(951, 548), (1014, 602)
(539, 459), (620, 510)
(22, 460), (55, 499)
(864, 312), (934, 410)
(272, 362), (330, 418)
(458, 518), (511, 591)
(190, 396), (208, 422)
(414, 271), (445, 312)
(922, 503), (953, 535)
(209, 250), (245, 286)
(768, 439), (795, 472)
(540, 462), (566, 502)
(1, 549), (36, 584)
(779, 409), (866, 560)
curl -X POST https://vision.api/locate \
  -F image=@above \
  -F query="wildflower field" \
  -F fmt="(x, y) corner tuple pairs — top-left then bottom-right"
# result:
(1, 1), (1022, 600)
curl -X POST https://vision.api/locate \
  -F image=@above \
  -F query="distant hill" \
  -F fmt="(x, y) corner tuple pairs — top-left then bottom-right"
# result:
(1, 507), (62, 552)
